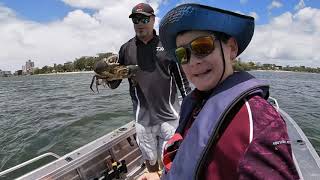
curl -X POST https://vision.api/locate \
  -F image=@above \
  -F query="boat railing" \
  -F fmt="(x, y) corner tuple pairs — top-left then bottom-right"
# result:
(268, 96), (279, 112)
(0, 152), (61, 177)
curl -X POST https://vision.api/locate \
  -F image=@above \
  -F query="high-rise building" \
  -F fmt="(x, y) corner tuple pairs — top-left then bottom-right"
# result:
(23, 60), (35, 74)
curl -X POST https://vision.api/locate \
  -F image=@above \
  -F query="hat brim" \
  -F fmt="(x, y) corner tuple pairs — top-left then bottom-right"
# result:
(129, 12), (154, 18)
(159, 4), (254, 59)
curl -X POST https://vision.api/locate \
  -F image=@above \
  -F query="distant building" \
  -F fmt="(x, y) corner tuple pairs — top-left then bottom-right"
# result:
(23, 60), (35, 75)
(63, 61), (74, 72)
(0, 69), (12, 77)
(274, 65), (283, 70)
(64, 61), (72, 65)
(15, 70), (23, 76)
(262, 63), (276, 70)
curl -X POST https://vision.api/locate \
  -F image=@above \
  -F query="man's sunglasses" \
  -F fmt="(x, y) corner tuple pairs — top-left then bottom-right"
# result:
(175, 35), (216, 65)
(132, 16), (150, 24)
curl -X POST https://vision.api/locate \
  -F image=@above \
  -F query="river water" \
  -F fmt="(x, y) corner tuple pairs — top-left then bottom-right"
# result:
(0, 71), (319, 175)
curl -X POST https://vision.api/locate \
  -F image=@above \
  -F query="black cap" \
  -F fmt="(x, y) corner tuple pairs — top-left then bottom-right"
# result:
(129, 3), (155, 18)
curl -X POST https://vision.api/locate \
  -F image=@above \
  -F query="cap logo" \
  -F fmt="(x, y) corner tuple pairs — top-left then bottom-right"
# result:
(136, 8), (143, 12)
(137, 3), (144, 10)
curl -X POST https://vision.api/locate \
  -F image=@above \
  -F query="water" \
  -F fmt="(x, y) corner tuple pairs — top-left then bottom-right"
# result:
(0, 72), (133, 173)
(250, 71), (320, 152)
(0, 71), (319, 174)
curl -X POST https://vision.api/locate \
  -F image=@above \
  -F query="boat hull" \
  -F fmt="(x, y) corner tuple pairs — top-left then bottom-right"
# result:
(279, 108), (320, 179)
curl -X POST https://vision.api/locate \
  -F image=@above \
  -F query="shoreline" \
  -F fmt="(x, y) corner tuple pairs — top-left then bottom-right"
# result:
(36, 71), (94, 76)
(252, 69), (319, 74)
(253, 69), (290, 73)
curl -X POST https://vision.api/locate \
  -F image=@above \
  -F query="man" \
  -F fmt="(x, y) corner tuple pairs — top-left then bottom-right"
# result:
(138, 3), (299, 180)
(107, 3), (191, 173)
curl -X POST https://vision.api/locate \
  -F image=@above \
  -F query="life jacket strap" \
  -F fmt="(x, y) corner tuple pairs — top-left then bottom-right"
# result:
(163, 133), (183, 172)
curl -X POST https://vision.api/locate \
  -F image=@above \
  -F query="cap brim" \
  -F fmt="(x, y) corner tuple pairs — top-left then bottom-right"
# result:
(129, 12), (153, 18)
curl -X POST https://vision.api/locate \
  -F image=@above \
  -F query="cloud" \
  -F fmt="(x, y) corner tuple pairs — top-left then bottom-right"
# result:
(0, 5), (16, 21)
(234, 11), (258, 21)
(241, 7), (320, 67)
(0, 1), (163, 71)
(235, 10), (245, 15)
(1, 2), (319, 71)
(61, 0), (122, 10)
(61, 0), (162, 12)
(249, 12), (259, 21)
(295, 0), (306, 10)
(63, 10), (100, 28)
(267, 0), (283, 11)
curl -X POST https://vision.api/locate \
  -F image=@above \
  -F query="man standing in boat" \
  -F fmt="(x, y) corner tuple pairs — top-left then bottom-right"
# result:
(106, 3), (191, 173)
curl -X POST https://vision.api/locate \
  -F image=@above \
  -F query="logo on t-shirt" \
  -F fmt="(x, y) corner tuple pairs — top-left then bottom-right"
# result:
(156, 46), (164, 51)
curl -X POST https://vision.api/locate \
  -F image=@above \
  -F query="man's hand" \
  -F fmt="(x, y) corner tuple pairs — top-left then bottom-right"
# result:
(137, 172), (160, 180)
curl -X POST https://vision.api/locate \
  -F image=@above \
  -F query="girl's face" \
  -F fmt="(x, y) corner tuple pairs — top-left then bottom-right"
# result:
(176, 30), (238, 91)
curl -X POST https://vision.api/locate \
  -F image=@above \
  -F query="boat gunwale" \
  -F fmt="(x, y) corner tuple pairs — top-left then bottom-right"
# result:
(279, 108), (320, 168)
(17, 121), (138, 179)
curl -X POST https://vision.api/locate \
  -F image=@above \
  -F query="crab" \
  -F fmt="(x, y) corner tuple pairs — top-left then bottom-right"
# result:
(90, 54), (139, 93)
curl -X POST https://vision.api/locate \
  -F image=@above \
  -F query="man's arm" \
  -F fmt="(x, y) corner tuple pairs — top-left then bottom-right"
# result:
(170, 61), (191, 98)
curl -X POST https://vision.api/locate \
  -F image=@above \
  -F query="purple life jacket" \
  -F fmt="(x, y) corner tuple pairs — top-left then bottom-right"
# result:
(162, 71), (269, 180)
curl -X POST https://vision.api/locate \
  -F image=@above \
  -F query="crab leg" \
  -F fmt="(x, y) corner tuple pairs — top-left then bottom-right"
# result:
(90, 75), (96, 93)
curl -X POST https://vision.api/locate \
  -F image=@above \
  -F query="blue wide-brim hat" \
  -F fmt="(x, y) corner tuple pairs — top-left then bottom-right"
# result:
(159, 3), (255, 59)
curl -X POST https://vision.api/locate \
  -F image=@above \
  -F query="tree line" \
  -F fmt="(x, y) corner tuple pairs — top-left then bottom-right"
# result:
(33, 54), (320, 74)
(233, 59), (320, 73)
(33, 52), (114, 74)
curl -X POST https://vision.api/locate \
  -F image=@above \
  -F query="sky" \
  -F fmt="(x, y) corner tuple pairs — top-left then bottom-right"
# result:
(0, 0), (319, 72)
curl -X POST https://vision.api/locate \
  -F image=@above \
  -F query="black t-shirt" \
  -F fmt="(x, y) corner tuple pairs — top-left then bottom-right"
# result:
(136, 36), (158, 72)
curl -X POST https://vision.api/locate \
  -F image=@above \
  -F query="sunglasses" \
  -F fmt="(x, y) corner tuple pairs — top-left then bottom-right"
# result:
(175, 35), (216, 65)
(132, 16), (150, 24)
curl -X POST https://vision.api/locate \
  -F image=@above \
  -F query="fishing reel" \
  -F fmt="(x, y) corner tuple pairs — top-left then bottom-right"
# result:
(99, 160), (128, 180)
